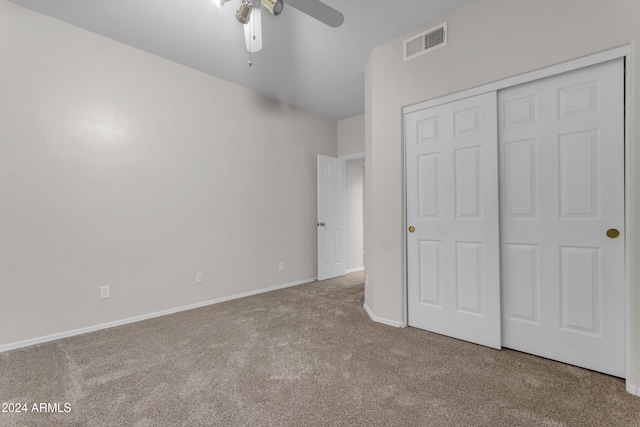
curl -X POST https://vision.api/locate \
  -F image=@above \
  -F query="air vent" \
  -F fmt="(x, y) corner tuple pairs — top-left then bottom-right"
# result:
(404, 22), (447, 61)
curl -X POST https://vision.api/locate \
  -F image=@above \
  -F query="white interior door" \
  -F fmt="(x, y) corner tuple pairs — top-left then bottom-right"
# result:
(406, 92), (501, 349)
(317, 155), (346, 281)
(499, 59), (625, 377)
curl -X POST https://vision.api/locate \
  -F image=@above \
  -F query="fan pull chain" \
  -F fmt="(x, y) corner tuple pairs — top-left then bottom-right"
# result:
(248, 23), (252, 66)
(248, 0), (254, 67)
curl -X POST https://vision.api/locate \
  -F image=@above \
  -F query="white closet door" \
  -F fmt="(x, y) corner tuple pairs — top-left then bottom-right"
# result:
(499, 59), (625, 377)
(406, 92), (501, 349)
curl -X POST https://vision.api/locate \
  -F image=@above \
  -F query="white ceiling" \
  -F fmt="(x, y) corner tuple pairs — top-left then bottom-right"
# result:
(9, 0), (476, 120)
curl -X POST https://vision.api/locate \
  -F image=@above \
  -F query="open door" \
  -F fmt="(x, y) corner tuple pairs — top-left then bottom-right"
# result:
(317, 155), (346, 281)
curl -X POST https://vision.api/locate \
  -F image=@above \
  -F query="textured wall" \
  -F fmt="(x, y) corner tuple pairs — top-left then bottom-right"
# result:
(0, 1), (337, 347)
(337, 114), (365, 157)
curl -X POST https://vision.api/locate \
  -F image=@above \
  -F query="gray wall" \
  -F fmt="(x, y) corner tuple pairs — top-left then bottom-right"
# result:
(0, 1), (337, 348)
(346, 159), (364, 271)
(338, 115), (365, 272)
(365, 0), (640, 390)
(338, 114), (365, 157)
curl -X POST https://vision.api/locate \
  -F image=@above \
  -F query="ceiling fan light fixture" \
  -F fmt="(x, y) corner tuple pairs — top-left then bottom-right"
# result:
(236, 0), (254, 24)
(261, 0), (284, 16)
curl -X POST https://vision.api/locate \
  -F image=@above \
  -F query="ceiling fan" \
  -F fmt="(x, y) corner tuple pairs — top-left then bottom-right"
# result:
(216, 0), (344, 61)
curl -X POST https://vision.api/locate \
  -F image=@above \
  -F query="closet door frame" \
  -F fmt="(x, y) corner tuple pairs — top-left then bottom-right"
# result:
(403, 45), (633, 389)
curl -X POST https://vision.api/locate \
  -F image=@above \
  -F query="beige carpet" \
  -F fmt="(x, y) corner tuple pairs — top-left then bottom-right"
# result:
(1, 272), (639, 426)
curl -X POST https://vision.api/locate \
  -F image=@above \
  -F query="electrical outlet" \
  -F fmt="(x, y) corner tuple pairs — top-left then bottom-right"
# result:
(278, 261), (284, 271)
(100, 286), (110, 300)
(196, 272), (204, 283)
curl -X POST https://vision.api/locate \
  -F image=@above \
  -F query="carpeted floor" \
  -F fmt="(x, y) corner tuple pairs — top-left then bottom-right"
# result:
(1, 272), (639, 426)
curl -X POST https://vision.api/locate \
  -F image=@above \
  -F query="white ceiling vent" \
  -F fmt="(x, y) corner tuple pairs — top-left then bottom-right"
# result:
(403, 22), (447, 61)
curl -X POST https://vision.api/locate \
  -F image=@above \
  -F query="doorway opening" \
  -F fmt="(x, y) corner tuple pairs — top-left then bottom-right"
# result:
(345, 157), (364, 274)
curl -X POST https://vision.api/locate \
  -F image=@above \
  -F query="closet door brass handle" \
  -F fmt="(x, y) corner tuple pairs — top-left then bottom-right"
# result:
(606, 228), (620, 239)
(408, 226), (415, 233)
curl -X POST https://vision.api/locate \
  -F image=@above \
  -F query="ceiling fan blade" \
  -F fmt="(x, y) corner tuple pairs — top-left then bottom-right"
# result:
(244, 6), (263, 52)
(286, 0), (344, 28)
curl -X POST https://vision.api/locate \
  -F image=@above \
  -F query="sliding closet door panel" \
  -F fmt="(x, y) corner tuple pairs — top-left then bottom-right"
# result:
(407, 92), (501, 349)
(499, 59), (625, 377)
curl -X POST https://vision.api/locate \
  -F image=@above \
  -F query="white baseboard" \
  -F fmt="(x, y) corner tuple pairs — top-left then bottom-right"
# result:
(627, 383), (640, 397)
(0, 277), (316, 354)
(346, 266), (365, 273)
(363, 303), (407, 328)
